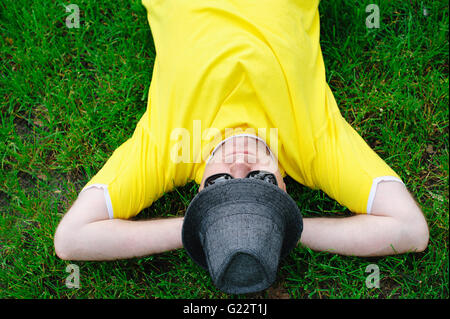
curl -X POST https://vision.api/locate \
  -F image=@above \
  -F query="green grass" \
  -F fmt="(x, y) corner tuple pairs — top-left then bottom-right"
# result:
(0, 0), (448, 299)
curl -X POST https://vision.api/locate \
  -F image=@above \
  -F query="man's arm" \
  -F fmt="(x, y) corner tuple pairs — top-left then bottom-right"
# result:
(298, 181), (429, 256)
(54, 187), (184, 261)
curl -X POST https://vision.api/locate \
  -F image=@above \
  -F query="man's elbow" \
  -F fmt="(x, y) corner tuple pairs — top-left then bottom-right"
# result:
(413, 220), (429, 252)
(54, 224), (76, 261)
(406, 213), (429, 253)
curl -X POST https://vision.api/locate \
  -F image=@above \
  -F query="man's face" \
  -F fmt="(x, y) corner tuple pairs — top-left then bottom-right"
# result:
(199, 136), (286, 192)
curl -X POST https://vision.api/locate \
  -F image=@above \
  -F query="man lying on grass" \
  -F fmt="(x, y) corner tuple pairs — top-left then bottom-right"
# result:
(54, 0), (429, 293)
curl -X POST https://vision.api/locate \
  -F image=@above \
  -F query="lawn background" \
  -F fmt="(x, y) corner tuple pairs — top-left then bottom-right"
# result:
(0, 0), (448, 298)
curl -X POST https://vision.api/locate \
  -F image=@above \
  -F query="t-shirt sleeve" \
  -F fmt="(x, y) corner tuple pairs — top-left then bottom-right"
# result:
(81, 110), (175, 219)
(310, 109), (403, 214)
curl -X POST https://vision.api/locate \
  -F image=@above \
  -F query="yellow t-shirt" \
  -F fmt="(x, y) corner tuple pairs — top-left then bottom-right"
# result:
(82, 0), (402, 219)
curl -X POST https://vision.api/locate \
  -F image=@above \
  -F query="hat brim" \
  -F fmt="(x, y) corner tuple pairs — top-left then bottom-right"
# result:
(182, 178), (303, 270)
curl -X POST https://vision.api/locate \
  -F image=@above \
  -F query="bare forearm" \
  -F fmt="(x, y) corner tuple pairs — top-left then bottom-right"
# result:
(299, 215), (421, 256)
(58, 217), (184, 261)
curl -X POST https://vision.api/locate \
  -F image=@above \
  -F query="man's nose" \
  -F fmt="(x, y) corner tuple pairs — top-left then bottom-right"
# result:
(229, 156), (252, 178)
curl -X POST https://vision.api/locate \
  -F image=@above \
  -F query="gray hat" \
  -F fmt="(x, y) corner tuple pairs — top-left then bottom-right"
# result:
(182, 178), (303, 294)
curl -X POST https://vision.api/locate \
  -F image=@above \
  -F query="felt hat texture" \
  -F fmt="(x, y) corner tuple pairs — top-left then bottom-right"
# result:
(182, 178), (303, 294)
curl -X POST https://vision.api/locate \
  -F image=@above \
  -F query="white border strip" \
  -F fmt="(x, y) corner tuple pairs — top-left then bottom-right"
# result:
(366, 176), (404, 214)
(205, 133), (275, 165)
(80, 184), (114, 219)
